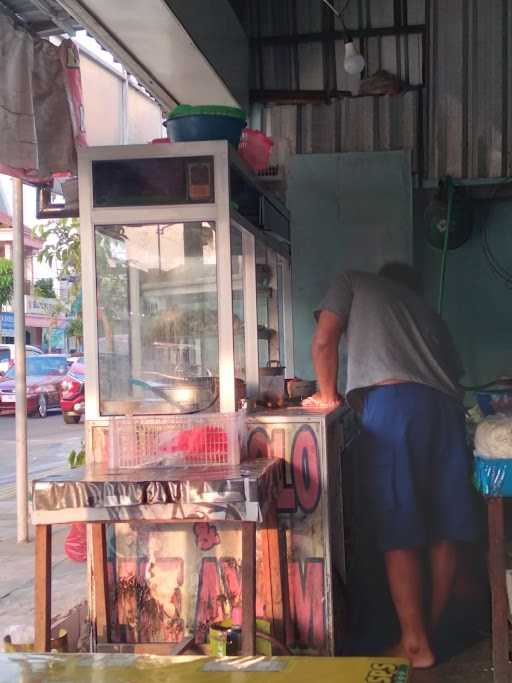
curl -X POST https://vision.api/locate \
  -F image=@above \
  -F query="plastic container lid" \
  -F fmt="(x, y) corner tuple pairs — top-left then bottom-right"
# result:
(167, 105), (246, 121)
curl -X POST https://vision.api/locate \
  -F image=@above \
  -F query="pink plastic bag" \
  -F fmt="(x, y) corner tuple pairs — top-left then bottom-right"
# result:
(158, 426), (228, 463)
(64, 522), (87, 563)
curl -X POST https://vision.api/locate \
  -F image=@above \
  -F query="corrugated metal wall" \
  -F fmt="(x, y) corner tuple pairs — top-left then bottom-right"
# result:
(428, 0), (512, 179)
(249, 0), (425, 92)
(245, 0), (512, 180)
(267, 91), (419, 173)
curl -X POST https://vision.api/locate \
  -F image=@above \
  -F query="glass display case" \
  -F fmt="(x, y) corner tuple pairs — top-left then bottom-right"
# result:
(78, 141), (292, 420)
(95, 221), (220, 415)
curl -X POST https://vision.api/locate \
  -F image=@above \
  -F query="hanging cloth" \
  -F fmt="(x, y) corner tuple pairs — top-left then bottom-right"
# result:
(0, 14), (38, 175)
(0, 15), (80, 183)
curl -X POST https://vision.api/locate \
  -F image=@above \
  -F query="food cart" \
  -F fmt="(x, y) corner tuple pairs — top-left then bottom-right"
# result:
(61, 140), (350, 655)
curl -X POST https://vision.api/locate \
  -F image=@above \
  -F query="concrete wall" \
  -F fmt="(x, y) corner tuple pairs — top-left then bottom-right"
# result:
(414, 191), (512, 388)
(287, 151), (413, 381)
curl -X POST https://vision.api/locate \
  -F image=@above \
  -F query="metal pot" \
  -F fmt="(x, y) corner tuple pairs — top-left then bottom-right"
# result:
(259, 362), (286, 407)
(259, 360), (285, 377)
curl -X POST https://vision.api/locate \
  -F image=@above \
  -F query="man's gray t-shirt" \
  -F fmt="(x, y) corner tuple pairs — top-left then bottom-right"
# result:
(317, 271), (463, 408)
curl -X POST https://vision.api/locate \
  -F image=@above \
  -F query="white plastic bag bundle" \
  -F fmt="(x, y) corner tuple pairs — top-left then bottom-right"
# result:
(475, 416), (512, 459)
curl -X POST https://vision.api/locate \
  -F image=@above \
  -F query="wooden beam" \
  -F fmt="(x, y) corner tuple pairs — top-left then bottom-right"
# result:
(487, 497), (511, 683)
(34, 525), (52, 652)
(261, 503), (288, 647)
(91, 523), (110, 644)
(250, 86), (422, 105)
(241, 522), (257, 656)
(250, 24), (425, 48)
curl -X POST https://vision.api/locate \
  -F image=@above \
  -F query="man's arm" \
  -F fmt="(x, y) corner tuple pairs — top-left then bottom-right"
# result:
(310, 310), (344, 404)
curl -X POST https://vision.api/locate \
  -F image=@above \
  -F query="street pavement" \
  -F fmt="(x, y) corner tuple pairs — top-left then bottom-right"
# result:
(0, 414), (87, 646)
(0, 414), (84, 505)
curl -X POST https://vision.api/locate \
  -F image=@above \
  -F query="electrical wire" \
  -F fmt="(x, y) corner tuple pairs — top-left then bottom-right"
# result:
(437, 176), (454, 314)
(321, 0), (352, 34)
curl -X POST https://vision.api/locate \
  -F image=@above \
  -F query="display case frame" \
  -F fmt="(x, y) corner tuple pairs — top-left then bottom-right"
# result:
(78, 141), (293, 426)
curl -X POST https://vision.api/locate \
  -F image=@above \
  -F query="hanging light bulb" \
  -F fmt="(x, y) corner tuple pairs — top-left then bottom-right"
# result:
(343, 41), (365, 75)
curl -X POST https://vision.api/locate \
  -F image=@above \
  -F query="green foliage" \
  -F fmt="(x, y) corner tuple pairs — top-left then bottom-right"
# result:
(34, 218), (81, 281)
(34, 277), (56, 298)
(0, 258), (13, 310)
(66, 315), (83, 340)
(68, 442), (86, 469)
(34, 219), (82, 345)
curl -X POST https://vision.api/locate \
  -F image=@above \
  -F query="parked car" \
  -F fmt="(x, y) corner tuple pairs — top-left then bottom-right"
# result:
(66, 352), (84, 368)
(0, 354), (68, 417)
(60, 360), (85, 424)
(0, 344), (42, 376)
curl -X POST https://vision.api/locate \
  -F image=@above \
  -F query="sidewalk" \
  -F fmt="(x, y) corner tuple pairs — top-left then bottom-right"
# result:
(0, 494), (87, 648)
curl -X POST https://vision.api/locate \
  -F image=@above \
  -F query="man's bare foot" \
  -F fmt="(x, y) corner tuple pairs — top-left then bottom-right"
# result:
(384, 641), (436, 669)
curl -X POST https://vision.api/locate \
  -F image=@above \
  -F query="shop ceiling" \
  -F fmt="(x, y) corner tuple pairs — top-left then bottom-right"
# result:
(236, 0), (512, 182)
(0, 0), (247, 111)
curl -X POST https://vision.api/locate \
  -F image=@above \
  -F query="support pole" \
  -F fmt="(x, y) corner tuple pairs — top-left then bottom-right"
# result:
(13, 178), (29, 543)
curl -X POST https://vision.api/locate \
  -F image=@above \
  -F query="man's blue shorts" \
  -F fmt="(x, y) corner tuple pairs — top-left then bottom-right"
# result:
(359, 383), (480, 551)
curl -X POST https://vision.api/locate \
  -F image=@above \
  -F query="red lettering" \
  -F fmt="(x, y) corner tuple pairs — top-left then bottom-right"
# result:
(194, 558), (225, 643)
(194, 523), (221, 551)
(249, 427), (296, 510)
(287, 559), (325, 649)
(291, 426), (321, 513)
(272, 428), (297, 511)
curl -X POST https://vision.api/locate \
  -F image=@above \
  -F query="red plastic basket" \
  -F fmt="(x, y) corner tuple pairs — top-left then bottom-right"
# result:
(238, 129), (273, 171)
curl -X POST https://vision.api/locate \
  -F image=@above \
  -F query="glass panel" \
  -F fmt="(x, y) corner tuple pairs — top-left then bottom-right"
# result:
(256, 244), (281, 368)
(231, 227), (245, 384)
(92, 157), (214, 207)
(266, 249), (280, 364)
(95, 222), (219, 415)
(256, 242), (270, 367)
(5, 355), (67, 378)
(277, 260), (285, 367)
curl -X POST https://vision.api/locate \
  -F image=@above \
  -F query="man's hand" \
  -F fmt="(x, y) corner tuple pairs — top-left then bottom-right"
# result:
(302, 392), (343, 410)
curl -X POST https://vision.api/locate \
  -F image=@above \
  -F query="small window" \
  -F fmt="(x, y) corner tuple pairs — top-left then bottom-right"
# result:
(0, 349), (10, 361)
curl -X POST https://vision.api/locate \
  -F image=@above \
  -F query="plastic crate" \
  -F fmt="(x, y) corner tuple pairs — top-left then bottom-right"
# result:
(238, 129), (273, 171)
(108, 412), (246, 469)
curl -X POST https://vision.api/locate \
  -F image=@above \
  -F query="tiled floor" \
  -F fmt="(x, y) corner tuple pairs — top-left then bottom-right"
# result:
(411, 640), (493, 683)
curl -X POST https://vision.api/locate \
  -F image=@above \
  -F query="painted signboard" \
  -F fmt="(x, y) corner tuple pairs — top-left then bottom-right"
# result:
(90, 408), (345, 655)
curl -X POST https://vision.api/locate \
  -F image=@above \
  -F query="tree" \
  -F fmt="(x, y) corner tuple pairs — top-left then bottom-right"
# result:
(34, 277), (56, 299)
(0, 258), (13, 311)
(0, 258), (14, 341)
(34, 218), (81, 281)
(34, 219), (82, 348)
(66, 315), (83, 347)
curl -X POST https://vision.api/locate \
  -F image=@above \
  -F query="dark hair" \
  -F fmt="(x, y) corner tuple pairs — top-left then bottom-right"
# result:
(378, 262), (421, 292)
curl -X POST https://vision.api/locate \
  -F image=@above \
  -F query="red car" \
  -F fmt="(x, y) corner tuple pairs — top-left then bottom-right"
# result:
(0, 354), (68, 418)
(60, 360), (85, 424)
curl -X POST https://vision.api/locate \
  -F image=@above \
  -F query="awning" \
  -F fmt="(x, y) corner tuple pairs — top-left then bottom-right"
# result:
(0, 0), (248, 111)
